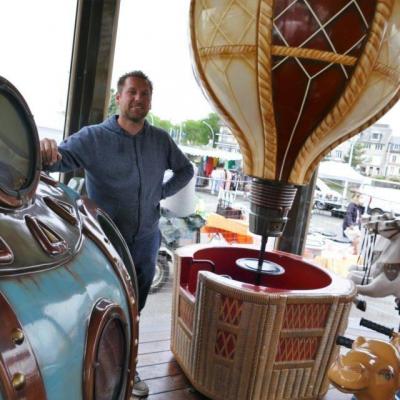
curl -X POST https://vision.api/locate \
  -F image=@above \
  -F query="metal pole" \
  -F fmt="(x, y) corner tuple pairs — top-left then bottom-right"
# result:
(343, 139), (356, 201)
(202, 120), (216, 148)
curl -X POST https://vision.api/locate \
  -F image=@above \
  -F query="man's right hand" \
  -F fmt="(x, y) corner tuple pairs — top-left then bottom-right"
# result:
(40, 138), (62, 167)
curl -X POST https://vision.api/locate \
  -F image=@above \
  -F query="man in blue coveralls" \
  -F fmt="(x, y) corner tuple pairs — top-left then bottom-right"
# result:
(40, 70), (194, 397)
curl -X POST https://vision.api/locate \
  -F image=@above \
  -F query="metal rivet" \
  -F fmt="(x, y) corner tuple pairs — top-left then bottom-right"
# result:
(131, 297), (135, 305)
(104, 237), (109, 243)
(134, 339), (138, 346)
(12, 373), (25, 390)
(136, 316), (140, 322)
(11, 329), (25, 345)
(130, 380), (134, 387)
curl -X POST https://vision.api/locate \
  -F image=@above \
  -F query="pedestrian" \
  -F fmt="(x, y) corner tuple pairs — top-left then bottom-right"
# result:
(343, 192), (365, 254)
(210, 162), (226, 194)
(40, 70), (194, 397)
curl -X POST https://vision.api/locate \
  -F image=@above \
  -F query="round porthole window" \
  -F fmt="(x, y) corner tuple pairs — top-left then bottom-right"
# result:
(83, 299), (130, 400)
(0, 76), (40, 207)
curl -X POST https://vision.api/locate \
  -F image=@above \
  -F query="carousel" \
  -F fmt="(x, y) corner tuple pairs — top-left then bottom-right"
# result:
(2, 1), (400, 400)
(169, 1), (400, 399)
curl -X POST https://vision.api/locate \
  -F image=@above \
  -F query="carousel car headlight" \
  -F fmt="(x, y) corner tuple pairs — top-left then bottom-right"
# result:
(84, 299), (129, 400)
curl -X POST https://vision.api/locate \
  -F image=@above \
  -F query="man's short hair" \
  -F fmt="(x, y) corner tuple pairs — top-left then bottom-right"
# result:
(117, 71), (153, 94)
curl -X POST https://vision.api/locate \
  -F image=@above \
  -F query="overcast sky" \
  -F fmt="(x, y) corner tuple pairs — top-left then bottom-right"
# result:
(112, 0), (213, 124)
(0, 0), (398, 135)
(0, 0), (213, 130)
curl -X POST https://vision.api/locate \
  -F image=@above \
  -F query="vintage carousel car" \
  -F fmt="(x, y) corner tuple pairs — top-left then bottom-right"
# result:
(171, 244), (355, 400)
(0, 76), (138, 399)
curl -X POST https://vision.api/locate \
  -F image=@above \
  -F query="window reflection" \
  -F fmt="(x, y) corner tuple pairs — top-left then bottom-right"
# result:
(0, 93), (32, 191)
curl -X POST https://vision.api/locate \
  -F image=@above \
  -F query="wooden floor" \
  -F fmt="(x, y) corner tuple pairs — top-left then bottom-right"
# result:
(131, 328), (352, 400)
(131, 279), (397, 399)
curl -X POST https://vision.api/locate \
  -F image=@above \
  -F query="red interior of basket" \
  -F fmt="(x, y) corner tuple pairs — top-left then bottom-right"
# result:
(180, 247), (332, 295)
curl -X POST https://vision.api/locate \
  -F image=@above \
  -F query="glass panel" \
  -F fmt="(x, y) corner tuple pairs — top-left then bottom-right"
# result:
(0, 92), (32, 191)
(0, 1), (77, 143)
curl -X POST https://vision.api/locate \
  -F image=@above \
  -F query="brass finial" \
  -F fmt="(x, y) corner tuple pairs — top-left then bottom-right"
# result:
(12, 373), (25, 390)
(11, 328), (25, 345)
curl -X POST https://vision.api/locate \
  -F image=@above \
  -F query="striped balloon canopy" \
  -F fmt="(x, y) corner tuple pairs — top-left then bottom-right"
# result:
(190, 0), (400, 185)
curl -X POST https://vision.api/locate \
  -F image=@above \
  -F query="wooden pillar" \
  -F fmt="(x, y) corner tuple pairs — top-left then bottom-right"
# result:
(62, 0), (120, 183)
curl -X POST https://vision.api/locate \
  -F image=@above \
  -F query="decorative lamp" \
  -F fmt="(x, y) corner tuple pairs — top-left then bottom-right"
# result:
(190, 0), (400, 247)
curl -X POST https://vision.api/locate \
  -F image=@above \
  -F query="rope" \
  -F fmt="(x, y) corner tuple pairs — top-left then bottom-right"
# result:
(272, 45), (357, 66)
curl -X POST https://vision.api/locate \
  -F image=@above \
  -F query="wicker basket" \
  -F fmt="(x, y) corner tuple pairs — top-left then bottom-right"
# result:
(171, 244), (355, 400)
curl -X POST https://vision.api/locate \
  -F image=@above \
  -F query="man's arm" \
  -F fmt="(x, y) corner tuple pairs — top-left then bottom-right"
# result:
(40, 130), (90, 173)
(161, 137), (194, 199)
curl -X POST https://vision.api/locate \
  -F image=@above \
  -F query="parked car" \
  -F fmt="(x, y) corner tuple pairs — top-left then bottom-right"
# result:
(313, 178), (344, 210)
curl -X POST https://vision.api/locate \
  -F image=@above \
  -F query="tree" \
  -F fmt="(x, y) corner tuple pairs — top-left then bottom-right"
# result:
(204, 112), (220, 134)
(344, 143), (365, 168)
(147, 112), (177, 133)
(107, 89), (118, 116)
(181, 112), (222, 146)
(202, 112), (220, 147)
(182, 120), (209, 145)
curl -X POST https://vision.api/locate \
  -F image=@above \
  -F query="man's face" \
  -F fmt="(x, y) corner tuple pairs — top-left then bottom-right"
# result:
(116, 77), (152, 123)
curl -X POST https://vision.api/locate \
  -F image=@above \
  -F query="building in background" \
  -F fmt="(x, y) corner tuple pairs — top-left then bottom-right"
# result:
(325, 123), (399, 180)
(215, 123), (241, 154)
(357, 123), (392, 177)
(385, 136), (400, 178)
(325, 140), (353, 163)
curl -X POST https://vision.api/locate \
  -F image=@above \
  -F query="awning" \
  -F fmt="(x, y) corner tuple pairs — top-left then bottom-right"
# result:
(318, 161), (371, 184)
(179, 145), (243, 161)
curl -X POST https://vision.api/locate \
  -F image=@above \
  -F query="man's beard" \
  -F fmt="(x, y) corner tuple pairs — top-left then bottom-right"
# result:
(129, 115), (146, 123)
(125, 108), (148, 123)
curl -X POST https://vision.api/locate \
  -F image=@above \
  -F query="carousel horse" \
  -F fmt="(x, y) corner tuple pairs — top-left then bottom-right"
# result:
(356, 218), (400, 297)
(328, 336), (400, 400)
(347, 213), (392, 285)
(0, 76), (139, 399)
(348, 215), (400, 309)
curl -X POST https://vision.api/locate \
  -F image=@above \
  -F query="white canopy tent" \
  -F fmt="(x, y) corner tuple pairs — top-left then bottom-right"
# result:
(318, 161), (371, 184)
(179, 145), (243, 161)
(318, 161), (371, 200)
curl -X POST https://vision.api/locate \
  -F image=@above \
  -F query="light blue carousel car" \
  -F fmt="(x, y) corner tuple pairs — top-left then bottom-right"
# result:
(0, 76), (139, 400)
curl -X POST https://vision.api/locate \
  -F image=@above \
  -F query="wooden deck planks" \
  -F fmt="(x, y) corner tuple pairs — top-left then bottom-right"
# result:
(131, 301), (378, 399)
(132, 335), (353, 399)
(137, 360), (181, 381)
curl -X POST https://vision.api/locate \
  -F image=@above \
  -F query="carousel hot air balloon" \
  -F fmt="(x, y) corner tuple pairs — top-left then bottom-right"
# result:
(169, 2), (400, 399)
(190, 0), (400, 245)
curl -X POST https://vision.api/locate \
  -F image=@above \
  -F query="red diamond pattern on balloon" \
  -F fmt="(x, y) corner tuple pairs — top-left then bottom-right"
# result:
(275, 336), (321, 361)
(282, 303), (331, 329)
(271, 0), (377, 181)
(219, 295), (243, 326)
(215, 329), (237, 360)
(273, 0), (374, 60)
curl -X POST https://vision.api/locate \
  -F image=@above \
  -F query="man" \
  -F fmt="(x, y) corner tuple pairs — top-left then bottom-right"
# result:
(343, 192), (364, 255)
(41, 70), (194, 397)
(210, 162), (226, 194)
